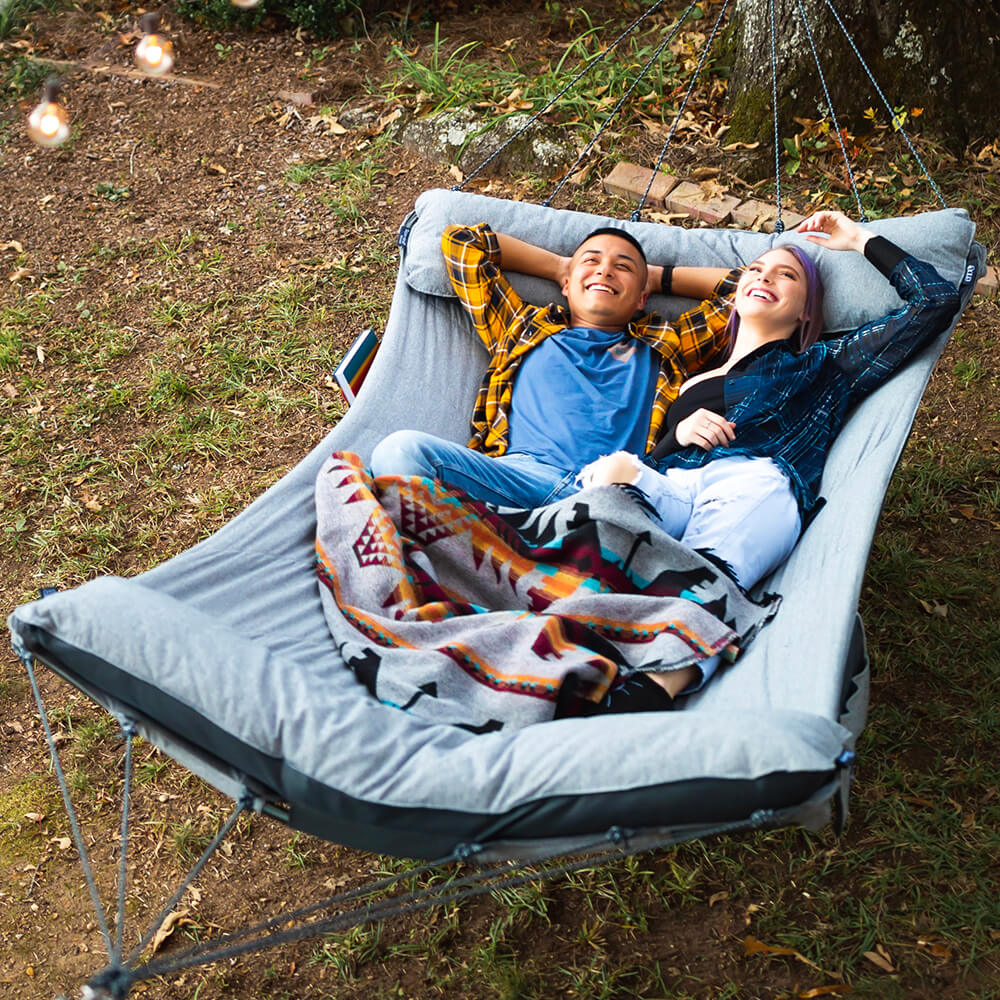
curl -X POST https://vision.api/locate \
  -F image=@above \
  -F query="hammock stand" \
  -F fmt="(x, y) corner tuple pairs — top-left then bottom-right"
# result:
(7, 3), (985, 997)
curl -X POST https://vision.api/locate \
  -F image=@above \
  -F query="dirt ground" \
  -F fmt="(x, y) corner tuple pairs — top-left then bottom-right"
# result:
(1, 2), (998, 999)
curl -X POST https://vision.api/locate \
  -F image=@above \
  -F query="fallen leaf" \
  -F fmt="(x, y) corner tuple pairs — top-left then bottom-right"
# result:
(743, 936), (835, 976)
(647, 211), (689, 225)
(901, 794), (935, 808)
(3, 382), (17, 399)
(8, 268), (31, 282)
(0, 240), (25, 253)
(80, 490), (104, 514)
(798, 987), (853, 998)
(24, 812), (45, 823)
(916, 938), (954, 960)
(206, 163), (227, 175)
(49, 837), (72, 851)
(36, 345), (45, 363)
(150, 908), (193, 954)
(708, 890), (729, 906)
(863, 945), (895, 973)
(449, 164), (465, 183)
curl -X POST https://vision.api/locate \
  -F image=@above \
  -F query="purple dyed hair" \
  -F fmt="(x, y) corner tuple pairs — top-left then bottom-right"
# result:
(723, 245), (825, 355)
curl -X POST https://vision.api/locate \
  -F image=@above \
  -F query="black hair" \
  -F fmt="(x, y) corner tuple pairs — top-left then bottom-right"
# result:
(575, 227), (647, 265)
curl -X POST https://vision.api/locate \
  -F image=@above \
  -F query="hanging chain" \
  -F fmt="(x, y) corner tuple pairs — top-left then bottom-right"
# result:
(546, 1), (699, 208)
(456, 0), (671, 190)
(795, 0), (866, 220)
(632, 0), (733, 221)
(822, 0), (946, 208)
(768, 0), (784, 233)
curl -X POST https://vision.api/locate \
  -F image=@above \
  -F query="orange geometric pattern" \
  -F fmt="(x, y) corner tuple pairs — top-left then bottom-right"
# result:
(353, 504), (405, 572)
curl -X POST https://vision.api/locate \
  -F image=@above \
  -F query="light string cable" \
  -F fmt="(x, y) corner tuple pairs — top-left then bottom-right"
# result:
(795, 0), (867, 220)
(768, 0), (784, 232)
(456, 0), (671, 190)
(632, 0), (734, 221)
(821, 0), (945, 207)
(22, 654), (115, 958)
(544, 0), (700, 208)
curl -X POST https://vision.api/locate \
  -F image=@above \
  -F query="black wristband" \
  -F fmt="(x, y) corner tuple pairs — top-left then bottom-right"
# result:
(660, 265), (674, 296)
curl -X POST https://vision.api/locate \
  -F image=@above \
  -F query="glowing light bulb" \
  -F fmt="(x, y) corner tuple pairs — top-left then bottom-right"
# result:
(135, 13), (175, 76)
(27, 78), (70, 148)
(230, 0), (261, 8)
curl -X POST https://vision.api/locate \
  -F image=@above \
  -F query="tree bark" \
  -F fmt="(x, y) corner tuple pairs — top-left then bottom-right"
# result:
(725, 0), (1000, 151)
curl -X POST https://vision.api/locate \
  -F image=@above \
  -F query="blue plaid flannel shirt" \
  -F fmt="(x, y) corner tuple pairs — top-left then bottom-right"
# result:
(649, 252), (961, 514)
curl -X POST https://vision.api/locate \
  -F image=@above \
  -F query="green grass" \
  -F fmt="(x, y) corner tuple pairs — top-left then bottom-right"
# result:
(379, 14), (690, 128)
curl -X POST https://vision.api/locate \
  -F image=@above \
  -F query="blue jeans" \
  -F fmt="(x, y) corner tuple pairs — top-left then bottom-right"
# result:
(369, 430), (579, 508)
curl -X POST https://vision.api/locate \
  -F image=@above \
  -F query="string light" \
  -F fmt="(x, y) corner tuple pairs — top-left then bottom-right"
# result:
(135, 12), (175, 76)
(27, 77), (70, 148)
(230, 0), (262, 8)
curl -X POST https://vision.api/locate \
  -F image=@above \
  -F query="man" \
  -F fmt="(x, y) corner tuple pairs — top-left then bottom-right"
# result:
(370, 222), (740, 509)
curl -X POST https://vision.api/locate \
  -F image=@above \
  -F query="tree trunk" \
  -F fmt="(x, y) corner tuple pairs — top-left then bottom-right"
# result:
(725, 0), (1000, 151)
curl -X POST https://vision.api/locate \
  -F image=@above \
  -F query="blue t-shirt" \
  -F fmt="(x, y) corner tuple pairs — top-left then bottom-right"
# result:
(508, 327), (658, 473)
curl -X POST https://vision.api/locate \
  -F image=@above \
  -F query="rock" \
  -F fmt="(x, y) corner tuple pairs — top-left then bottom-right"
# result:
(389, 108), (576, 178)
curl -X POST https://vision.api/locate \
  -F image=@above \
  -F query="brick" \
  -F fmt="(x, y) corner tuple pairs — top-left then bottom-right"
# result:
(602, 162), (679, 208)
(276, 89), (316, 107)
(731, 199), (779, 232)
(975, 265), (998, 296)
(776, 211), (807, 232)
(665, 181), (741, 225)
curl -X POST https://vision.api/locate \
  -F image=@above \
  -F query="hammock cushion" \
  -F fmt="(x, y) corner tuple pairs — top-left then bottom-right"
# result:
(8, 189), (983, 861)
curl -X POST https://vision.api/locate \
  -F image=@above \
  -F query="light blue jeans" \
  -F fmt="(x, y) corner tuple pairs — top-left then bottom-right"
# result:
(369, 430), (579, 508)
(578, 453), (802, 693)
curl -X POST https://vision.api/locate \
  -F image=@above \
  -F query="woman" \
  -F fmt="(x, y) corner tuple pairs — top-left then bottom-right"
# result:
(573, 210), (960, 712)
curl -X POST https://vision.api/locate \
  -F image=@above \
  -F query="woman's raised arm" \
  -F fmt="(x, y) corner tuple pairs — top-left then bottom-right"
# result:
(796, 210), (873, 254)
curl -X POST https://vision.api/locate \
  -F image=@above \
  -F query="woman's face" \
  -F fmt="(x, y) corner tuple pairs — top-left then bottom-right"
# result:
(734, 248), (809, 336)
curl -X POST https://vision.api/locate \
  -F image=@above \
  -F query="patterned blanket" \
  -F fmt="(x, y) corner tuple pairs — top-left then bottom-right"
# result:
(315, 452), (779, 731)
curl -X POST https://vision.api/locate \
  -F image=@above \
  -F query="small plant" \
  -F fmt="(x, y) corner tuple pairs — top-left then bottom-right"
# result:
(171, 819), (211, 863)
(76, 714), (117, 753)
(137, 756), (170, 784)
(214, 42), (232, 60)
(284, 831), (316, 868)
(95, 182), (131, 202)
(953, 357), (985, 388)
(3, 55), (49, 97)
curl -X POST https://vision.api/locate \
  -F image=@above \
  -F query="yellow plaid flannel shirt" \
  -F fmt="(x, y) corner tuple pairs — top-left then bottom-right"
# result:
(442, 222), (740, 456)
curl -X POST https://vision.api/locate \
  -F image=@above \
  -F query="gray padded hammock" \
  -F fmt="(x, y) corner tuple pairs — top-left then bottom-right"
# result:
(8, 195), (983, 981)
(10, 190), (983, 862)
(5, 2), (987, 994)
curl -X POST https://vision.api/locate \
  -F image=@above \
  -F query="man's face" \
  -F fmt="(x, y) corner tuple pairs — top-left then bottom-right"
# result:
(562, 234), (648, 331)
